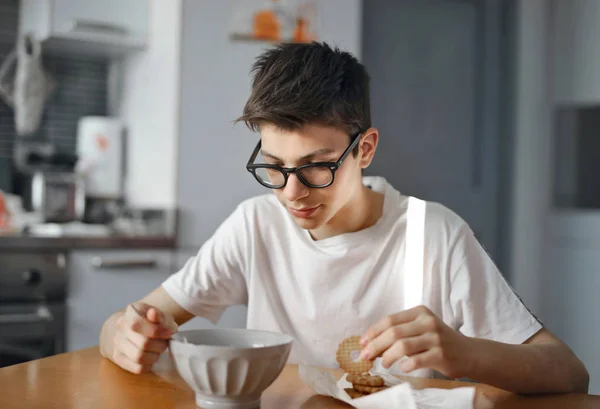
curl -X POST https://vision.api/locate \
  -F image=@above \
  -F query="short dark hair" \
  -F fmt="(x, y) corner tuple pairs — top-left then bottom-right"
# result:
(236, 42), (371, 141)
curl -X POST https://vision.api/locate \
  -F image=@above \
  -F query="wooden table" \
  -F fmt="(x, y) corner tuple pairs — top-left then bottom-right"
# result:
(1, 347), (598, 408)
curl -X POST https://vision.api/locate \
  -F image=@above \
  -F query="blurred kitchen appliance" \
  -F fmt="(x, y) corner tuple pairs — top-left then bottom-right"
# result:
(13, 141), (85, 223)
(31, 170), (85, 223)
(76, 116), (125, 200)
(76, 116), (125, 224)
(0, 251), (67, 368)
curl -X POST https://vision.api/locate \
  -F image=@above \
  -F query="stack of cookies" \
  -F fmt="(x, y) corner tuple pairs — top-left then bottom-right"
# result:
(345, 373), (389, 398)
(336, 336), (390, 399)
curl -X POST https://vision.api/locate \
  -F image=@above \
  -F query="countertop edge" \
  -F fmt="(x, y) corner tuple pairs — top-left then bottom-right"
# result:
(0, 235), (178, 250)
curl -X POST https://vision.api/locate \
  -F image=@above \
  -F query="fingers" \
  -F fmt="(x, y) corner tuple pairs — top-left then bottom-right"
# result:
(125, 327), (169, 354)
(126, 303), (152, 318)
(146, 307), (161, 324)
(380, 333), (438, 369)
(112, 350), (143, 374)
(112, 327), (166, 375)
(360, 322), (423, 361)
(119, 335), (162, 367)
(360, 306), (426, 347)
(123, 304), (173, 339)
(112, 350), (154, 375)
(398, 347), (443, 373)
(146, 306), (178, 333)
(358, 307), (464, 377)
(111, 304), (176, 375)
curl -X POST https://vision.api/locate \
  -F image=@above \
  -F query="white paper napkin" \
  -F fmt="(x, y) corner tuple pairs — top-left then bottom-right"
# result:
(299, 365), (475, 409)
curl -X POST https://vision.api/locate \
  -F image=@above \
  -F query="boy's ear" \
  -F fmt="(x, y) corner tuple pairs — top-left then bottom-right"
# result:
(359, 127), (379, 169)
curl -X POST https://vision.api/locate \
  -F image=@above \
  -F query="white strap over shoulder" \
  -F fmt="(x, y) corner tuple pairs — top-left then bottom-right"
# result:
(403, 196), (426, 310)
(370, 196), (431, 377)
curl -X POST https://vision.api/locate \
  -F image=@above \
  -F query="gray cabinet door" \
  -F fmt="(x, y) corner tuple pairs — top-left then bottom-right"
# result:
(363, 0), (504, 260)
(543, 242), (600, 394)
(67, 250), (172, 351)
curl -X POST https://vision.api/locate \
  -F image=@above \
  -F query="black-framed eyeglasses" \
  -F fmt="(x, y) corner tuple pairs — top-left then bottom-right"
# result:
(246, 132), (362, 189)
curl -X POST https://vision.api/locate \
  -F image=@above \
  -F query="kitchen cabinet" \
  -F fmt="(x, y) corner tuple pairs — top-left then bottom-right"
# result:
(551, 0), (600, 104)
(19, 0), (148, 57)
(66, 249), (172, 352)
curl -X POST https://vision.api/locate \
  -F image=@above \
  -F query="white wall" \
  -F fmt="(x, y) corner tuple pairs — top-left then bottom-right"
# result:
(116, 0), (183, 208)
(316, 0), (362, 57)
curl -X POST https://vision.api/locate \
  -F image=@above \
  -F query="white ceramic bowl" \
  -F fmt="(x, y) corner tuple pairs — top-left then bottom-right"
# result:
(169, 328), (293, 409)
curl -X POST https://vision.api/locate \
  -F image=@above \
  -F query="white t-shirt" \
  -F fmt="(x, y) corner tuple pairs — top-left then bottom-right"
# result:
(162, 176), (542, 372)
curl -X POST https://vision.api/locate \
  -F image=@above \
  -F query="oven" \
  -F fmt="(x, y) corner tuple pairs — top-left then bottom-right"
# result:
(0, 251), (67, 368)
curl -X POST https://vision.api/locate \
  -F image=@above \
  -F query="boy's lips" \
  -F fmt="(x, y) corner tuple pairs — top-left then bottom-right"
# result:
(288, 205), (321, 219)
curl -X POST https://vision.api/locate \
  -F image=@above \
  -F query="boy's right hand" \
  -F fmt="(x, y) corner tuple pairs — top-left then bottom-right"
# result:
(112, 303), (178, 374)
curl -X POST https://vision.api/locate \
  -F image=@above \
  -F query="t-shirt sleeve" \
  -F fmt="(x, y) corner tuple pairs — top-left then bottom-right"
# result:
(449, 225), (543, 345)
(161, 205), (249, 323)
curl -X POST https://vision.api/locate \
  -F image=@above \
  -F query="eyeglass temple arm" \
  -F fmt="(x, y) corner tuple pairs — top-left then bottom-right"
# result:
(336, 132), (363, 166)
(247, 140), (262, 167)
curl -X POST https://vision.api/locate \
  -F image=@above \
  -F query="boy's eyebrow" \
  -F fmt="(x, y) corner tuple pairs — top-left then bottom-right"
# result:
(261, 148), (336, 162)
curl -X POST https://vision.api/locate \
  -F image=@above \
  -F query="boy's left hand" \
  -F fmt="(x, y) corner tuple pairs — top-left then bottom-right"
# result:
(360, 305), (472, 378)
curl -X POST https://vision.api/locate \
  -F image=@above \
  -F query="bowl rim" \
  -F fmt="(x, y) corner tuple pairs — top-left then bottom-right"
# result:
(168, 328), (294, 351)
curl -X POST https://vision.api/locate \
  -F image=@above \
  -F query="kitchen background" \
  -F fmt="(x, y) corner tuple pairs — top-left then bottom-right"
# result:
(0, 0), (598, 394)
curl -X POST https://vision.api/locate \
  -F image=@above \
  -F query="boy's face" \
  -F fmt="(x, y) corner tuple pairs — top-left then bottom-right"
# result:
(259, 123), (377, 232)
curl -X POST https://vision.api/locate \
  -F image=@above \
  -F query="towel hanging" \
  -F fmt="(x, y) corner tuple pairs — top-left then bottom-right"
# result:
(0, 34), (56, 136)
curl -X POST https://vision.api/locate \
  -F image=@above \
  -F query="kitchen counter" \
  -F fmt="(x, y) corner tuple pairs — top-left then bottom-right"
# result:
(2, 347), (599, 409)
(0, 234), (176, 250)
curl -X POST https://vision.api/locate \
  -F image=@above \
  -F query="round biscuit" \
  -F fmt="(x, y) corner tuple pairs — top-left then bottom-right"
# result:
(346, 373), (385, 387)
(336, 336), (373, 374)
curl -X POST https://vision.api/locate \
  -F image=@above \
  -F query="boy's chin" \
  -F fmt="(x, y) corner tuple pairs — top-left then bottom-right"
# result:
(292, 216), (322, 230)
(290, 213), (327, 231)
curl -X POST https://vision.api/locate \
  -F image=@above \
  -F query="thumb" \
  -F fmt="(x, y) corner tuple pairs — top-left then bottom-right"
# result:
(146, 307), (178, 333)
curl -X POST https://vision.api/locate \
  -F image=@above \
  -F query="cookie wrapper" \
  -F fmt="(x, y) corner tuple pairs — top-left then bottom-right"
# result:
(298, 365), (475, 409)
